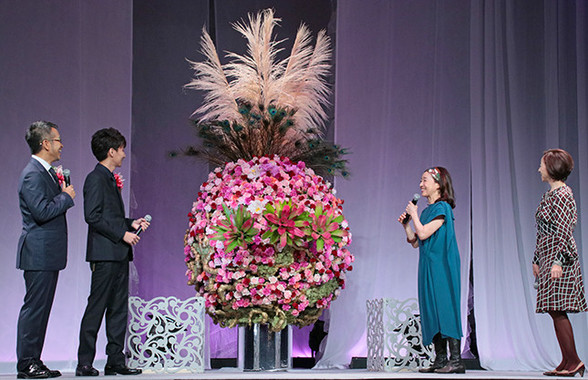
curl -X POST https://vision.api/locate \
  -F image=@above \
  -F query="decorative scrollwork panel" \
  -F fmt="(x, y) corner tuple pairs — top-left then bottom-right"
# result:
(126, 296), (205, 373)
(366, 298), (433, 372)
(366, 299), (384, 371)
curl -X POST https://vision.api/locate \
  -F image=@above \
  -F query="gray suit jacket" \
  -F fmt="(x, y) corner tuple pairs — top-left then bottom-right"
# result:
(17, 158), (74, 270)
(84, 163), (134, 262)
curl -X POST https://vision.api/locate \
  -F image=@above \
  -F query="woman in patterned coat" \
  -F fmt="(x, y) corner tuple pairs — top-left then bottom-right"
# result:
(534, 149), (587, 377)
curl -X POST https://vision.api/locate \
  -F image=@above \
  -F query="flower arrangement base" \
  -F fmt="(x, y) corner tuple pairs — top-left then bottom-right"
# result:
(238, 324), (291, 371)
(366, 298), (433, 372)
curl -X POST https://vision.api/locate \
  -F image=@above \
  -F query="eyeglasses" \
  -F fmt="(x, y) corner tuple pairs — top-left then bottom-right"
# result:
(40, 138), (62, 146)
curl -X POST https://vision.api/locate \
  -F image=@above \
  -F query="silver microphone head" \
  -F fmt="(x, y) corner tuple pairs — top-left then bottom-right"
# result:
(412, 193), (421, 202)
(144, 214), (152, 222)
(62, 169), (71, 177)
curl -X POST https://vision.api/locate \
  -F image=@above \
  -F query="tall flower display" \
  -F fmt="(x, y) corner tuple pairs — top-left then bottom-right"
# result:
(184, 156), (352, 330)
(181, 9), (353, 331)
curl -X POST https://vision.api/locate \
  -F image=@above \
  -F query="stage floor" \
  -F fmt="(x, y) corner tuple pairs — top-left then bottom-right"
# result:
(0, 369), (572, 380)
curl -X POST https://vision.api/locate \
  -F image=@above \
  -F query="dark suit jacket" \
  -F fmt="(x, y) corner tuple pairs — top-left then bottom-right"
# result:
(84, 163), (134, 262)
(17, 158), (75, 270)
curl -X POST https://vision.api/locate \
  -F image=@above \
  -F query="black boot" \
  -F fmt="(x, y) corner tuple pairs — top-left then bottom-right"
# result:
(435, 338), (466, 373)
(419, 334), (448, 373)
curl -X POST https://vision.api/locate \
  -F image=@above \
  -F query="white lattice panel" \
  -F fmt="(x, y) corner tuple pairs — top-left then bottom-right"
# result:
(366, 298), (433, 372)
(126, 296), (205, 373)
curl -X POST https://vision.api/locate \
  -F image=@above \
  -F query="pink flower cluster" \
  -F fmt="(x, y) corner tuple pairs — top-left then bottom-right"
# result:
(53, 165), (65, 186)
(184, 156), (353, 325)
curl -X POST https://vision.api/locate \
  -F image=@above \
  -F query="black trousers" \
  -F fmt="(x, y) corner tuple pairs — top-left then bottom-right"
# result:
(77, 261), (129, 366)
(16, 270), (59, 371)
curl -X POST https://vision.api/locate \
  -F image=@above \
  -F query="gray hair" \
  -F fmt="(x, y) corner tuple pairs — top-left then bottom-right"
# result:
(26, 121), (58, 154)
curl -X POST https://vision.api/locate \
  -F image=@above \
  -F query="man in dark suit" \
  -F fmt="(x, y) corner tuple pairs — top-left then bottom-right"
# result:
(76, 128), (148, 377)
(16, 121), (76, 379)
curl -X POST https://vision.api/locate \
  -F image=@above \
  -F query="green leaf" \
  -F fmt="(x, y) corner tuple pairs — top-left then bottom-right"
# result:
(222, 203), (231, 218)
(294, 220), (309, 227)
(315, 203), (324, 215)
(235, 207), (244, 227)
(226, 241), (238, 252)
(316, 238), (324, 252)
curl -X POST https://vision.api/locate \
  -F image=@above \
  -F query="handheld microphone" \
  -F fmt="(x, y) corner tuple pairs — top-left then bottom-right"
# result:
(63, 169), (71, 186)
(534, 276), (539, 290)
(402, 194), (420, 224)
(136, 214), (152, 235)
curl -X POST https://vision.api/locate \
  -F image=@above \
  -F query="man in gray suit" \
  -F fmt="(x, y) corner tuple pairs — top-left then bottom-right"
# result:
(16, 121), (76, 379)
(76, 128), (148, 377)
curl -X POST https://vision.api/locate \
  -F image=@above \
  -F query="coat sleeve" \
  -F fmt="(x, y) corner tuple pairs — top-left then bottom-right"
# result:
(20, 170), (74, 224)
(83, 173), (127, 243)
(550, 191), (577, 265)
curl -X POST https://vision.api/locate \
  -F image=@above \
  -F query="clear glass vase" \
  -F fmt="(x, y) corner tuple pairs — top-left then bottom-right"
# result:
(238, 324), (291, 371)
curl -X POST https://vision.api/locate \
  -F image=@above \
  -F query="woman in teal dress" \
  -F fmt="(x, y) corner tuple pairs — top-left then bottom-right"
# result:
(398, 167), (464, 374)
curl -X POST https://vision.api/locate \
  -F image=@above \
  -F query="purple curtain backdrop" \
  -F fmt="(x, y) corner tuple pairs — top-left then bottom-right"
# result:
(1, 0), (586, 375)
(316, 0), (472, 367)
(129, 0), (336, 360)
(0, 0), (132, 373)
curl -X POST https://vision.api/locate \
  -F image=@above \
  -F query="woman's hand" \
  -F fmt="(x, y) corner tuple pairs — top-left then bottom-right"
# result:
(406, 202), (418, 219)
(550, 264), (563, 279)
(398, 212), (410, 224)
(532, 263), (539, 277)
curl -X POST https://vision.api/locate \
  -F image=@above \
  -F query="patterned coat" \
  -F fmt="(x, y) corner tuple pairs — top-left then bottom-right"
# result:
(533, 185), (587, 313)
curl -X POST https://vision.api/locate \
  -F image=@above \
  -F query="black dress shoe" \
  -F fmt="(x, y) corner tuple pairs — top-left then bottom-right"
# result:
(39, 364), (61, 378)
(76, 365), (99, 377)
(104, 364), (142, 376)
(17, 363), (50, 379)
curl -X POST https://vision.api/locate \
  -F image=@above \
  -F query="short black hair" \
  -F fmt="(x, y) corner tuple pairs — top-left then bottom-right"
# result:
(26, 121), (58, 154)
(91, 128), (127, 161)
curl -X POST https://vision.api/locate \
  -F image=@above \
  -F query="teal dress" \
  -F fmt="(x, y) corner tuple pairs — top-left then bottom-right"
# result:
(417, 201), (462, 345)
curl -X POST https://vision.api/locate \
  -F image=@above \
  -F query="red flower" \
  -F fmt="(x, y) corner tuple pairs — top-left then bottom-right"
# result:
(114, 173), (124, 189)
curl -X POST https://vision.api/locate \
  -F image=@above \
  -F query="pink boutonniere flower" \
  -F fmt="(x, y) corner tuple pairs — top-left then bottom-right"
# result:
(53, 165), (65, 186)
(114, 173), (124, 190)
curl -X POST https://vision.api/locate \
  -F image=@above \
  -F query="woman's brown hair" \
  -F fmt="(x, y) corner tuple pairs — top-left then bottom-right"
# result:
(543, 149), (574, 182)
(426, 166), (456, 209)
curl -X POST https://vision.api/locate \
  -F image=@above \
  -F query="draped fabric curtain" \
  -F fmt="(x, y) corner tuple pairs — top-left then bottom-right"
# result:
(317, 0), (472, 368)
(317, 0), (587, 369)
(1, 0), (586, 373)
(470, 0), (588, 371)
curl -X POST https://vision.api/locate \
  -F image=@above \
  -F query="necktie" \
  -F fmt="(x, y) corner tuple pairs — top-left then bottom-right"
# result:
(49, 167), (60, 186)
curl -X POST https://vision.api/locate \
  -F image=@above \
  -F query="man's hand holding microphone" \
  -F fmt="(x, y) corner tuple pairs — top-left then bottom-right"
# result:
(124, 215), (152, 246)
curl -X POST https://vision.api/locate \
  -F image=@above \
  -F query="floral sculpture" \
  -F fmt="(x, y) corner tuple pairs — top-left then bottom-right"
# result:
(181, 9), (353, 331)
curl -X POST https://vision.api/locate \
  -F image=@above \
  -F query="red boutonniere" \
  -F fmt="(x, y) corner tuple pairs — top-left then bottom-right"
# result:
(53, 165), (65, 186)
(114, 173), (124, 190)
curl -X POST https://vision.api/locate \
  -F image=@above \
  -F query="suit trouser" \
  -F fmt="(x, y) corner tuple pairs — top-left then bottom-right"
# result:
(78, 260), (129, 366)
(16, 270), (59, 371)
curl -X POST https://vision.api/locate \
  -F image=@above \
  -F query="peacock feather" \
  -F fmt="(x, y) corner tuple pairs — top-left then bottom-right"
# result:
(181, 9), (349, 178)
